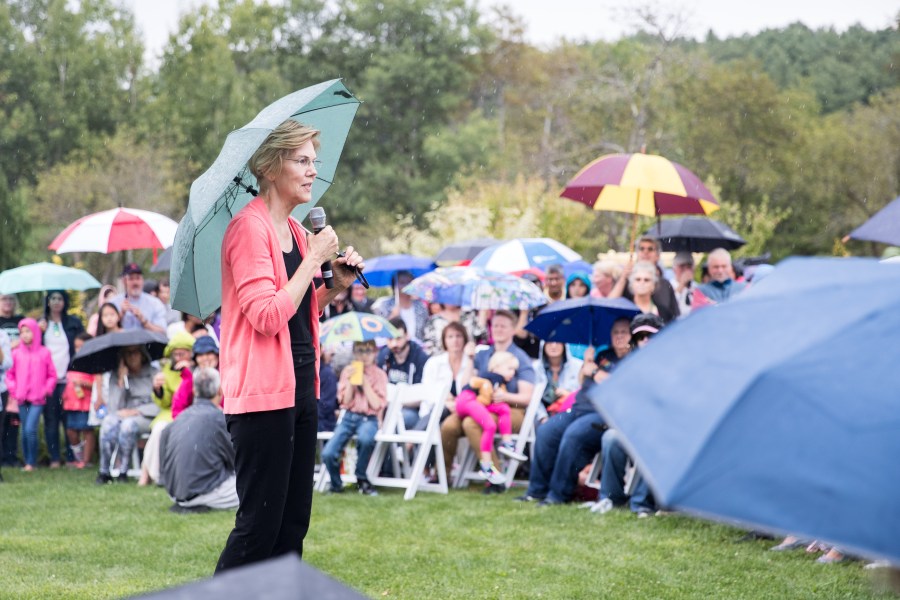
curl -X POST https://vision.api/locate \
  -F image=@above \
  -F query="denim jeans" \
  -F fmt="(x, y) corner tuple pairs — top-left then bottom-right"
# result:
(600, 429), (656, 513)
(19, 402), (44, 467)
(527, 409), (605, 503)
(321, 411), (379, 489)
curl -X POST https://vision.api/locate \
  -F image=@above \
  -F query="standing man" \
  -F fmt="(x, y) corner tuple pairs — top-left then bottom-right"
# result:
(608, 236), (680, 320)
(0, 294), (24, 347)
(544, 265), (566, 303)
(670, 251), (697, 318)
(692, 248), (748, 307)
(111, 263), (167, 333)
(376, 270), (429, 343)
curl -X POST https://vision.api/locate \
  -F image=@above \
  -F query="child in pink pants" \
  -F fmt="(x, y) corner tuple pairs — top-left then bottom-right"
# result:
(455, 351), (528, 484)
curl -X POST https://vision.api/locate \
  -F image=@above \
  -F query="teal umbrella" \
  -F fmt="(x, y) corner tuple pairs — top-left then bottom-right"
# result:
(170, 79), (361, 318)
(0, 262), (101, 294)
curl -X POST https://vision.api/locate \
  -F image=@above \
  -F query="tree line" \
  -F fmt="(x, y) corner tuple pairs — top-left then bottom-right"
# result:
(1, 0), (898, 275)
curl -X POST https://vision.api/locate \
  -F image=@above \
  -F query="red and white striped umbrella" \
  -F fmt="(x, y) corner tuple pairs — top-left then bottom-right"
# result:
(49, 207), (178, 254)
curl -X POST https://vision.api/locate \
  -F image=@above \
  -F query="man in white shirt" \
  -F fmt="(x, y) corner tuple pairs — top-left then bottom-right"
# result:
(111, 263), (167, 333)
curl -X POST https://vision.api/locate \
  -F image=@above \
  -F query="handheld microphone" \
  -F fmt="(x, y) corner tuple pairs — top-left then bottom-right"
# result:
(308, 207), (335, 289)
(307, 207), (370, 289)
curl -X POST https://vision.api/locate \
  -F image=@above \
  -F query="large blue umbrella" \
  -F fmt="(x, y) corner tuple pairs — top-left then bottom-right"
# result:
(524, 297), (640, 348)
(590, 257), (900, 563)
(170, 79), (361, 318)
(847, 195), (900, 247)
(0, 262), (101, 294)
(362, 254), (436, 288)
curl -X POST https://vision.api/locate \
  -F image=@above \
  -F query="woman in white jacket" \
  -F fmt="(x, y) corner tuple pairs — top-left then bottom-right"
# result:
(416, 322), (474, 429)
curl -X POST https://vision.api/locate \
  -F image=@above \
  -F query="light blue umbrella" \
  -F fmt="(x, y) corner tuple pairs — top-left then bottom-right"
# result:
(0, 262), (101, 294)
(402, 266), (547, 310)
(590, 257), (900, 563)
(170, 79), (361, 318)
(469, 238), (582, 273)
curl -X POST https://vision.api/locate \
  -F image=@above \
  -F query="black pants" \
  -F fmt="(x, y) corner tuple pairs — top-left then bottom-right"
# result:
(215, 365), (318, 573)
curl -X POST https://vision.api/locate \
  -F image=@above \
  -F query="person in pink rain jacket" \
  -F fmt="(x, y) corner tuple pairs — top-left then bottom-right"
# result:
(5, 318), (57, 471)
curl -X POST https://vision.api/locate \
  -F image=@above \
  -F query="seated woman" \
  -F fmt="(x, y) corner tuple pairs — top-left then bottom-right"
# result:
(518, 317), (632, 505)
(538, 341), (582, 416)
(95, 345), (159, 484)
(418, 322), (474, 429)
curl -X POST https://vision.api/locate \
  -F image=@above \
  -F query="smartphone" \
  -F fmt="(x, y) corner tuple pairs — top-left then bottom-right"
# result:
(349, 360), (364, 386)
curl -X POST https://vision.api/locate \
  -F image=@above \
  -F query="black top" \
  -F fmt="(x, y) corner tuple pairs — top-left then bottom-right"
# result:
(283, 236), (316, 370)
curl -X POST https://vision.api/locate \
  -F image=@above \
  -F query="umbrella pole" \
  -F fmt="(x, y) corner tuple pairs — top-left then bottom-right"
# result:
(628, 190), (640, 258)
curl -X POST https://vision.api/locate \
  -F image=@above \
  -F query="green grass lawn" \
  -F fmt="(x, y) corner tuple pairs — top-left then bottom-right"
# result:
(0, 467), (893, 599)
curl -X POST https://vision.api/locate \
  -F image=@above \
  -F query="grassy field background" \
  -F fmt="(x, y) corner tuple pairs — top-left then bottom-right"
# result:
(0, 468), (893, 599)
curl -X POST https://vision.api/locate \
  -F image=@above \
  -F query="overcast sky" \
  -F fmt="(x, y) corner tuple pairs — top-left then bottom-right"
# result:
(125, 0), (898, 66)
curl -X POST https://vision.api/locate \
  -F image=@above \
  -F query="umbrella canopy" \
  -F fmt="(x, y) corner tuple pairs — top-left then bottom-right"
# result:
(170, 79), (361, 318)
(847, 195), (900, 247)
(589, 257), (900, 563)
(433, 238), (498, 264)
(402, 267), (547, 310)
(150, 246), (172, 273)
(319, 312), (400, 347)
(72, 329), (169, 374)
(362, 254), (437, 288)
(49, 207), (178, 254)
(0, 262), (101, 294)
(524, 297), (641, 347)
(643, 216), (746, 253)
(469, 238), (581, 273)
(560, 153), (719, 217)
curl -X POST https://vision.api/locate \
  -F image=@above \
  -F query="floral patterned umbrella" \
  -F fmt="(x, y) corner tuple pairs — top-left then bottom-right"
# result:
(319, 312), (400, 346)
(402, 267), (547, 310)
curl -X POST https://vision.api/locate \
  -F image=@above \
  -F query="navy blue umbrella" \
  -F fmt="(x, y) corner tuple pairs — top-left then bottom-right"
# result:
(524, 297), (640, 348)
(590, 257), (900, 563)
(847, 195), (900, 247)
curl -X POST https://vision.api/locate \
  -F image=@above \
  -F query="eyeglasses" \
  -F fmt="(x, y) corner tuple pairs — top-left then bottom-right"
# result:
(633, 277), (653, 282)
(354, 347), (375, 354)
(638, 246), (657, 253)
(285, 156), (322, 170)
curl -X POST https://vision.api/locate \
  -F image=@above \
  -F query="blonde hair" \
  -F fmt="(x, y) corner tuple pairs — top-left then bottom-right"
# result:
(487, 351), (519, 373)
(248, 120), (321, 194)
(592, 259), (622, 282)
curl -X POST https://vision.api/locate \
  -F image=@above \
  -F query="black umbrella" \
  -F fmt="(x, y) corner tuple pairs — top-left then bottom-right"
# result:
(644, 217), (746, 252)
(434, 237), (498, 263)
(846, 195), (900, 247)
(72, 329), (168, 374)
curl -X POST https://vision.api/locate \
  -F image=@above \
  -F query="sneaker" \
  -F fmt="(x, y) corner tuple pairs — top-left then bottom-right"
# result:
(536, 498), (563, 507)
(636, 509), (653, 519)
(117, 473), (130, 484)
(169, 503), (211, 514)
(498, 442), (528, 462)
(514, 494), (540, 503)
(590, 498), (614, 514)
(95, 473), (114, 485)
(357, 479), (379, 496)
(327, 485), (345, 494)
(478, 464), (506, 485)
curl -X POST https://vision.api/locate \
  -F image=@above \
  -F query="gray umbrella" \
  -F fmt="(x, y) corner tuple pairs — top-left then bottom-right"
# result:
(72, 329), (168, 374)
(644, 217), (746, 252)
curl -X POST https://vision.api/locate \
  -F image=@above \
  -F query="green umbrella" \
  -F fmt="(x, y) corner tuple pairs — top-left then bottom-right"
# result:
(170, 79), (361, 318)
(0, 262), (102, 294)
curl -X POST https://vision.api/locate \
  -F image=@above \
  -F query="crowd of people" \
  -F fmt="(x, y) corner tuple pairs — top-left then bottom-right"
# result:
(1, 233), (852, 566)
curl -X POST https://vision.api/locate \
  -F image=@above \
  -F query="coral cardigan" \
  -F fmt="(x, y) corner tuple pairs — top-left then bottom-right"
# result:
(219, 198), (321, 414)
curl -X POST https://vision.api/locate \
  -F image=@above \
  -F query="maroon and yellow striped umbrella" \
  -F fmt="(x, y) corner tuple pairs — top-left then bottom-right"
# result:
(560, 153), (719, 217)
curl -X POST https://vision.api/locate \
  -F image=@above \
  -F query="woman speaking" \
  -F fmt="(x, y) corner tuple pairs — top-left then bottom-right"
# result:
(216, 120), (364, 572)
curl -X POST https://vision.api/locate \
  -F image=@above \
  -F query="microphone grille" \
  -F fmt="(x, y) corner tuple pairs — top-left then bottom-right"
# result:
(308, 206), (326, 228)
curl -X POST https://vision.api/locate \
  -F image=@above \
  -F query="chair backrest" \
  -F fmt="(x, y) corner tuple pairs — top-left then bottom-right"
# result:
(379, 383), (402, 432)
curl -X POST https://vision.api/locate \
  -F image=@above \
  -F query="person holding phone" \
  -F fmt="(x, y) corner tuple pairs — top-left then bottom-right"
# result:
(320, 340), (387, 496)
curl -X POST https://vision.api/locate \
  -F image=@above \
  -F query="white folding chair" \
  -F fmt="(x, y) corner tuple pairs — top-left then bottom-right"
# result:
(367, 381), (451, 500)
(315, 384), (400, 493)
(453, 379), (546, 489)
